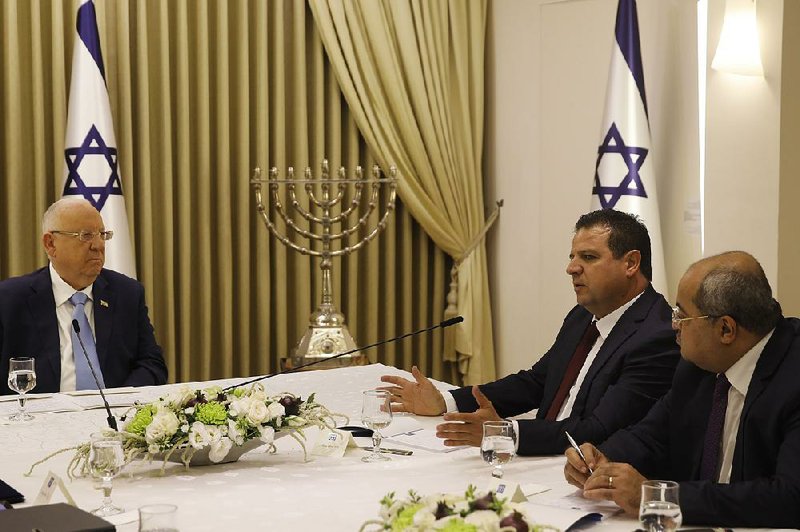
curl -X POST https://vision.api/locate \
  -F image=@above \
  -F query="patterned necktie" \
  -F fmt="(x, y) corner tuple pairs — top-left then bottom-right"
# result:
(70, 292), (106, 390)
(545, 321), (600, 421)
(700, 373), (731, 481)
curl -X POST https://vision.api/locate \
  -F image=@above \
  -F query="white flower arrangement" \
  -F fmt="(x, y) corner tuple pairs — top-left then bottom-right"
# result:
(361, 485), (555, 532)
(27, 383), (341, 477)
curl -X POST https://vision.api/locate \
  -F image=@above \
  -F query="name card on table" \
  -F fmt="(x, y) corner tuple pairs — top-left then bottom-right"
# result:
(486, 477), (528, 503)
(34, 470), (76, 506)
(311, 429), (352, 458)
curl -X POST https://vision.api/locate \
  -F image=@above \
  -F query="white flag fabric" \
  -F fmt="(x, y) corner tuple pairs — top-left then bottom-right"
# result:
(62, 0), (136, 278)
(591, 0), (666, 293)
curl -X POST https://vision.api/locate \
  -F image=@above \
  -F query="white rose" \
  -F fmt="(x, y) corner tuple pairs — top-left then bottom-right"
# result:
(227, 419), (245, 446)
(266, 402), (285, 421)
(206, 425), (223, 443)
(145, 409), (180, 442)
(188, 421), (212, 449)
(228, 396), (252, 418)
(412, 508), (436, 527)
(209, 436), (233, 463)
(464, 510), (501, 531)
(258, 425), (275, 444)
(245, 401), (269, 425)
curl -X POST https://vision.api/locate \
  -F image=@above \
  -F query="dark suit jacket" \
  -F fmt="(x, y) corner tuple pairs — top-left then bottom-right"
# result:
(450, 284), (679, 455)
(600, 317), (800, 527)
(0, 267), (168, 394)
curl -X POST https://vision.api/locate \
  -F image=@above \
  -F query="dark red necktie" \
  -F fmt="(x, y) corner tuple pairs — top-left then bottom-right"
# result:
(700, 373), (731, 481)
(545, 321), (600, 421)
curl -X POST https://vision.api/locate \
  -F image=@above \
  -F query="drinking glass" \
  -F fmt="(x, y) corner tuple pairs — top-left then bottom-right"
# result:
(639, 480), (682, 532)
(7, 357), (36, 421)
(89, 432), (126, 516)
(481, 420), (516, 478)
(361, 389), (392, 462)
(139, 503), (178, 532)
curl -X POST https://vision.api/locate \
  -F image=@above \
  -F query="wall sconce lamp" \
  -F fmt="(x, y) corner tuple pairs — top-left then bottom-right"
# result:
(711, 0), (763, 76)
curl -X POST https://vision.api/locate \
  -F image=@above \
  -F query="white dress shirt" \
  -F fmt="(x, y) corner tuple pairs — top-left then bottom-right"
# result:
(718, 328), (774, 483)
(442, 291), (644, 447)
(49, 263), (96, 392)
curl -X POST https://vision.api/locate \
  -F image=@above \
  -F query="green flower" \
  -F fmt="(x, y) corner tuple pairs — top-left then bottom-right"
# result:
(391, 504), (422, 532)
(194, 401), (228, 425)
(126, 405), (155, 435)
(439, 519), (477, 532)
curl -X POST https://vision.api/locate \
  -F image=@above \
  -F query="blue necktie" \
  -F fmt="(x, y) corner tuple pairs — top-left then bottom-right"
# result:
(70, 292), (106, 390)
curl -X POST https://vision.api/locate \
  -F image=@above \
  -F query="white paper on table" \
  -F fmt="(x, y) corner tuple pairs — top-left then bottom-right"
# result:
(385, 428), (468, 453)
(0, 394), (84, 415)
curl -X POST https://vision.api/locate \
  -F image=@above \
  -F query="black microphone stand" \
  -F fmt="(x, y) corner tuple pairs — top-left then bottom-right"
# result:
(223, 316), (464, 392)
(71, 320), (118, 431)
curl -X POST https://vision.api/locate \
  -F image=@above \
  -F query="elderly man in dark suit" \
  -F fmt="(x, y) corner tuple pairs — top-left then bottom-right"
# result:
(0, 197), (167, 394)
(565, 251), (800, 527)
(381, 209), (680, 455)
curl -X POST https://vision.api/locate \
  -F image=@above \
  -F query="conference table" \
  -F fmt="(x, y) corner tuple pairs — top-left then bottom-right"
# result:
(0, 364), (637, 531)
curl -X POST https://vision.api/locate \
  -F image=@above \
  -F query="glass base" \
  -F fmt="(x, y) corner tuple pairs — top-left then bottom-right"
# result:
(8, 412), (34, 422)
(361, 452), (391, 462)
(92, 504), (124, 517)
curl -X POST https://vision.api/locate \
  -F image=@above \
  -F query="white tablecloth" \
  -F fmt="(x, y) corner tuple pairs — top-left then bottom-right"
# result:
(1, 364), (636, 531)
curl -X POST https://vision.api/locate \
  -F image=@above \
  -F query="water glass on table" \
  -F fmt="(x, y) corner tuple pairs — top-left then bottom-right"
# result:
(639, 480), (682, 532)
(139, 503), (178, 532)
(481, 420), (516, 479)
(7, 357), (37, 422)
(89, 431), (126, 517)
(361, 389), (393, 462)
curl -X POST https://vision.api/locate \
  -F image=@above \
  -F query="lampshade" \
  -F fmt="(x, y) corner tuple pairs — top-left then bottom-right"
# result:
(711, 0), (763, 76)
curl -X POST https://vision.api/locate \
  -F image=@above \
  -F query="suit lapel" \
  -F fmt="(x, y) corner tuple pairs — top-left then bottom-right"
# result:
(92, 272), (113, 371)
(576, 286), (656, 405)
(731, 320), (791, 480)
(27, 268), (61, 381)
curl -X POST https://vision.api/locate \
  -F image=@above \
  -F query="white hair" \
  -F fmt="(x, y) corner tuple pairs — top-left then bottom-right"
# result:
(42, 197), (94, 234)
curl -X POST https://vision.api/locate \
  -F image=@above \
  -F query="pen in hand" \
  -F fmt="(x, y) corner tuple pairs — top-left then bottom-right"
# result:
(565, 431), (594, 475)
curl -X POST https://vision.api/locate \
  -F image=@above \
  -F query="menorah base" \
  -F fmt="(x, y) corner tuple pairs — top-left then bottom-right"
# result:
(281, 325), (370, 371)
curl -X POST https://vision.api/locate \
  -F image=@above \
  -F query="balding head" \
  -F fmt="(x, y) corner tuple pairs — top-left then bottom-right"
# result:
(688, 251), (780, 336)
(42, 197), (96, 235)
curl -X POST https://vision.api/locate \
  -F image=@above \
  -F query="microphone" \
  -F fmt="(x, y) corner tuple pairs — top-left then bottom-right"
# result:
(71, 319), (118, 431)
(224, 316), (464, 392)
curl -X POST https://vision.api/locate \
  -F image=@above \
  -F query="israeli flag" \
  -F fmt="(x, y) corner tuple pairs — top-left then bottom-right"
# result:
(591, 0), (666, 293)
(63, 0), (136, 278)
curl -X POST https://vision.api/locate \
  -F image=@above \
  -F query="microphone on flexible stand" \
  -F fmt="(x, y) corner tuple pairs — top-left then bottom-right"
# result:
(223, 316), (464, 392)
(71, 319), (118, 431)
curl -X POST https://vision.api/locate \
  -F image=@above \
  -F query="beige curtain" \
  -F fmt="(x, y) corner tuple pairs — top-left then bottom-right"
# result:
(0, 0), (456, 384)
(309, 0), (496, 383)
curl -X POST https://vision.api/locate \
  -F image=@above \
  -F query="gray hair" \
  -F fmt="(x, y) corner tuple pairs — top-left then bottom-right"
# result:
(42, 197), (93, 234)
(693, 264), (781, 335)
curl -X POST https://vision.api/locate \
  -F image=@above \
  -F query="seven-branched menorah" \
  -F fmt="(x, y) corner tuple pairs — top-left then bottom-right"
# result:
(251, 160), (397, 368)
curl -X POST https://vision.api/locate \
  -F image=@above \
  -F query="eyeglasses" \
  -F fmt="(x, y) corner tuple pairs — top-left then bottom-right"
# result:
(671, 306), (714, 326)
(51, 230), (114, 242)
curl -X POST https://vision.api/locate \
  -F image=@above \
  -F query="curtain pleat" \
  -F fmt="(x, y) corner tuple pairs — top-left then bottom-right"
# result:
(0, 0), (454, 385)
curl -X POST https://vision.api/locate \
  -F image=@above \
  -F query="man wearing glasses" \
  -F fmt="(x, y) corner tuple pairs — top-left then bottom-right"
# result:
(564, 251), (800, 527)
(0, 197), (167, 394)
(382, 209), (680, 455)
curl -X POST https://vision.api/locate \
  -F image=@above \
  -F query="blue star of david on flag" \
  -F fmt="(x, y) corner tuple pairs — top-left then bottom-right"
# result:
(592, 122), (648, 210)
(63, 124), (123, 211)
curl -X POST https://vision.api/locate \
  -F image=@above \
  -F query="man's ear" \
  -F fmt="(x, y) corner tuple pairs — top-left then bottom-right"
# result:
(624, 250), (642, 277)
(42, 233), (55, 258)
(718, 316), (737, 345)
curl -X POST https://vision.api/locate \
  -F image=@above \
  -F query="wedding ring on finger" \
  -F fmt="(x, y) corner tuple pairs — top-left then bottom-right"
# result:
(608, 475), (614, 488)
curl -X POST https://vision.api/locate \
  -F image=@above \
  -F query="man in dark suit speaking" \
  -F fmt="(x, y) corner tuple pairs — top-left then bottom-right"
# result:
(382, 209), (680, 455)
(0, 197), (167, 394)
(565, 251), (800, 527)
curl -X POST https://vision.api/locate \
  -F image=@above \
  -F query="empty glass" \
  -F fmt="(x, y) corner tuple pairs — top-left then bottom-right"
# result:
(89, 432), (126, 516)
(481, 420), (516, 478)
(7, 357), (36, 421)
(639, 480), (682, 532)
(361, 389), (392, 462)
(139, 503), (178, 532)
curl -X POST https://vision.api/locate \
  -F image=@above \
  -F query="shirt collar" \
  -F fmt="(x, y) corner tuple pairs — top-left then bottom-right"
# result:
(49, 262), (93, 307)
(594, 290), (644, 339)
(725, 328), (774, 397)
